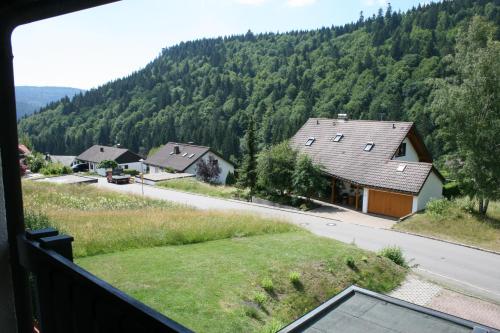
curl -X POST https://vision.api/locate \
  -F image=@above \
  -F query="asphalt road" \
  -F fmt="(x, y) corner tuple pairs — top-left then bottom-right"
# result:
(95, 179), (500, 304)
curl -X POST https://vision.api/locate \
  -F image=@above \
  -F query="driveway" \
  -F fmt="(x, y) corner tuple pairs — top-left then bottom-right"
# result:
(94, 179), (500, 305)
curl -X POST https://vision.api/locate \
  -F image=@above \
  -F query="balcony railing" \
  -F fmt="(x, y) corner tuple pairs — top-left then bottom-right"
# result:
(18, 228), (193, 333)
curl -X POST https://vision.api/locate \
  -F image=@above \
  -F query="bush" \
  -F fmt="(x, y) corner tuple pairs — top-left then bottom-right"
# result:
(379, 246), (407, 268)
(123, 169), (139, 176)
(260, 319), (284, 333)
(40, 163), (72, 176)
(426, 198), (453, 218)
(97, 160), (118, 169)
(225, 171), (236, 185)
(345, 256), (357, 270)
(443, 182), (462, 199)
(26, 153), (46, 172)
(253, 292), (267, 307)
(260, 277), (274, 293)
(289, 271), (301, 284)
(24, 210), (51, 230)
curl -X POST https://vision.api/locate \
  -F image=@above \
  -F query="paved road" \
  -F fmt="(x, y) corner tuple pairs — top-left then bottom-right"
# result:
(95, 179), (500, 304)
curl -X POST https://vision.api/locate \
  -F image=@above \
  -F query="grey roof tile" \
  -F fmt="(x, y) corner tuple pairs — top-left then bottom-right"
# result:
(144, 142), (210, 172)
(76, 145), (141, 164)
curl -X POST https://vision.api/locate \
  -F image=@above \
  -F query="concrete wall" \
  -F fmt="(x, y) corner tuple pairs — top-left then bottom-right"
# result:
(185, 152), (234, 184)
(393, 138), (419, 162)
(0, 152), (18, 332)
(417, 171), (443, 211)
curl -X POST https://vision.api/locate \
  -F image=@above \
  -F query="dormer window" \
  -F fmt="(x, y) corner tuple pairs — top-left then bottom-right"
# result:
(395, 143), (406, 157)
(364, 142), (374, 152)
(305, 137), (315, 146)
(332, 133), (343, 142)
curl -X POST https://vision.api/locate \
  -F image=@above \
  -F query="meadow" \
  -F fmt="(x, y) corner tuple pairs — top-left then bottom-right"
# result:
(24, 181), (406, 332)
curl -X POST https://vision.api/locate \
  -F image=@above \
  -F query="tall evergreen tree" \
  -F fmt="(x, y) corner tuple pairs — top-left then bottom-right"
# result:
(237, 115), (257, 193)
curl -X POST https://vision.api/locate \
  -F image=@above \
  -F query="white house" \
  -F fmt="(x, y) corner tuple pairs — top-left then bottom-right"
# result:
(144, 142), (234, 184)
(76, 145), (145, 172)
(290, 117), (444, 218)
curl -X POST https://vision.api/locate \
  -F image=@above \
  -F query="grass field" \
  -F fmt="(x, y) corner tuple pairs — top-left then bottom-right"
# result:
(24, 181), (407, 332)
(395, 199), (500, 252)
(157, 177), (242, 199)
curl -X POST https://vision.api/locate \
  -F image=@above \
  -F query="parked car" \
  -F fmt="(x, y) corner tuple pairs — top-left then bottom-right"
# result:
(106, 167), (130, 184)
(71, 163), (89, 172)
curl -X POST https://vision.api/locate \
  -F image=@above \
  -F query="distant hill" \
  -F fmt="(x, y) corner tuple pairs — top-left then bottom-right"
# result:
(18, 1), (500, 159)
(15, 86), (83, 118)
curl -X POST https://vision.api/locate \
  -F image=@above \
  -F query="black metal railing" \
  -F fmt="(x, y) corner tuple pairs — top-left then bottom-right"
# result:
(17, 228), (193, 333)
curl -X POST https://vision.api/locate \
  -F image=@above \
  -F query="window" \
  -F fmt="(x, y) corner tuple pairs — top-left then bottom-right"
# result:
(397, 164), (407, 172)
(395, 143), (406, 157)
(364, 142), (374, 151)
(332, 133), (343, 142)
(124, 165), (128, 169)
(305, 137), (315, 146)
(188, 153), (195, 159)
(169, 151), (174, 155)
(182, 152), (188, 157)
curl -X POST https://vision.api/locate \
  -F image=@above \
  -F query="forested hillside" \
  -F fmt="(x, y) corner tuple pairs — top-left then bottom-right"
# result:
(18, 0), (500, 163)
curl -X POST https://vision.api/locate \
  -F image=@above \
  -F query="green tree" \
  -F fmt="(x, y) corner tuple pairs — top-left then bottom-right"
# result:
(292, 154), (328, 201)
(237, 115), (257, 193)
(97, 160), (118, 169)
(256, 141), (297, 196)
(432, 17), (500, 215)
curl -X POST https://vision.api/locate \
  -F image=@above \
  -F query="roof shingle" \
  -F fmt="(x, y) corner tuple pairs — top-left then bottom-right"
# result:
(144, 142), (210, 172)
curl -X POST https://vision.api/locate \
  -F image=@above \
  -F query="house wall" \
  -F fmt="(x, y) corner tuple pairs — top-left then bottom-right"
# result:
(417, 171), (443, 211)
(118, 162), (144, 172)
(185, 152), (234, 184)
(393, 138), (419, 162)
(362, 188), (369, 213)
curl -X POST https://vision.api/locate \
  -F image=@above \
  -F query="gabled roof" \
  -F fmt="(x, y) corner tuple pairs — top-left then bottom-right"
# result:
(279, 286), (497, 333)
(144, 142), (211, 172)
(76, 145), (141, 164)
(18, 144), (31, 156)
(290, 118), (441, 194)
(48, 155), (76, 167)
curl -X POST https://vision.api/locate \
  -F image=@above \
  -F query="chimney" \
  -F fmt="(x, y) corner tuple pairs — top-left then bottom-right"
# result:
(337, 113), (348, 121)
(173, 145), (180, 154)
(100, 147), (104, 152)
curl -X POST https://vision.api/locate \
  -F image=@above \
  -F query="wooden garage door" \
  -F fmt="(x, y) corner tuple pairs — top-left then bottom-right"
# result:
(368, 189), (412, 218)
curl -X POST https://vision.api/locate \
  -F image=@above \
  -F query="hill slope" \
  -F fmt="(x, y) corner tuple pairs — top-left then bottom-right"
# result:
(15, 86), (83, 118)
(18, 1), (500, 161)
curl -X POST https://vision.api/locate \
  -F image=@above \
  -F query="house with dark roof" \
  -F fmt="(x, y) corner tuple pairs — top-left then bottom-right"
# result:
(290, 116), (444, 218)
(144, 142), (234, 184)
(76, 145), (144, 172)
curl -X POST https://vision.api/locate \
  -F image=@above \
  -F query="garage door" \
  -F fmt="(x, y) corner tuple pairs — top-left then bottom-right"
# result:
(368, 189), (413, 218)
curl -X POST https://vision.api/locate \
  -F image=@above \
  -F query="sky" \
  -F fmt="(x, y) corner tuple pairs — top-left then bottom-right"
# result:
(12, 0), (430, 90)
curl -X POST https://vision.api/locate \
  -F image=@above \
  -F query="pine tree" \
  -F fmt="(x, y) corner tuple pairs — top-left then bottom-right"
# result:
(237, 115), (257, 193)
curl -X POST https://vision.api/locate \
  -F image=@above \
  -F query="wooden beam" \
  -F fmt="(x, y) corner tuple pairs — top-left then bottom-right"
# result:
(331, 177), (336, 204)
(355, 185), (360, 210)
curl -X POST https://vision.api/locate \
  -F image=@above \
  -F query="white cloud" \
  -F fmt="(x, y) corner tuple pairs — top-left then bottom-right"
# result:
(286, 0), (317, 7)
(362, 0), (388, 7)
(236, 0), (269, 5)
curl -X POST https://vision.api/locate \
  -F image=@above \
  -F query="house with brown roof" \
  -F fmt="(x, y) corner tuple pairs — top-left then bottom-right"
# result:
(76, 145), (144, 172)
(290, 116), (444, 218)
(144, 142), (234, 184)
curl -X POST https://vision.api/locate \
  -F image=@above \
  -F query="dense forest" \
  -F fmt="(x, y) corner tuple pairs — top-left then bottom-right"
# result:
(15, 86), (83, 118)
(18, 0), (500, 165)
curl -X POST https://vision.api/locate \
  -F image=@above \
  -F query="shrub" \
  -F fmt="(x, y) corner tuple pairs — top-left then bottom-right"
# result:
(260, 277), (274, 293)
(40, 163), (72, 176)
(345, 256), (357, 270)
(225, 171), (236, 185)
(260, 319), (284, 333)
(443, 182), (462, 199)
(24, 210), (51, 230)
(26, 153), (46, 172)
(253, 292), (267, 307)
(379, 246), (407, 268)
(289, 271), (301, 284)
(123, 169), (139, 176)
(243, 305), (260, 320)
(196, 155), (221, 183)
(426, 198), (453, 218)
(97, 160), (118, 169)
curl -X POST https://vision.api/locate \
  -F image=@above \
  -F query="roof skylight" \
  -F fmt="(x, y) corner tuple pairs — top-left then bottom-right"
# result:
(305, 137), (315, 146)
(332, 133), (343, 142)
(397, 164), (407, 172)
(182, 153), (188, 157)
(364, 142), (374, 152)
(188, 153), (195, 159)
(169, 152), (174, 155)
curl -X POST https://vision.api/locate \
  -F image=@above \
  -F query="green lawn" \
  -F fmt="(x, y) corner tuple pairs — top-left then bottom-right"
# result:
(157, 177), (244, 199)
(395, 199), (500, 252)
(78, 232), (406, 333)
(24, 181), (406, 332)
